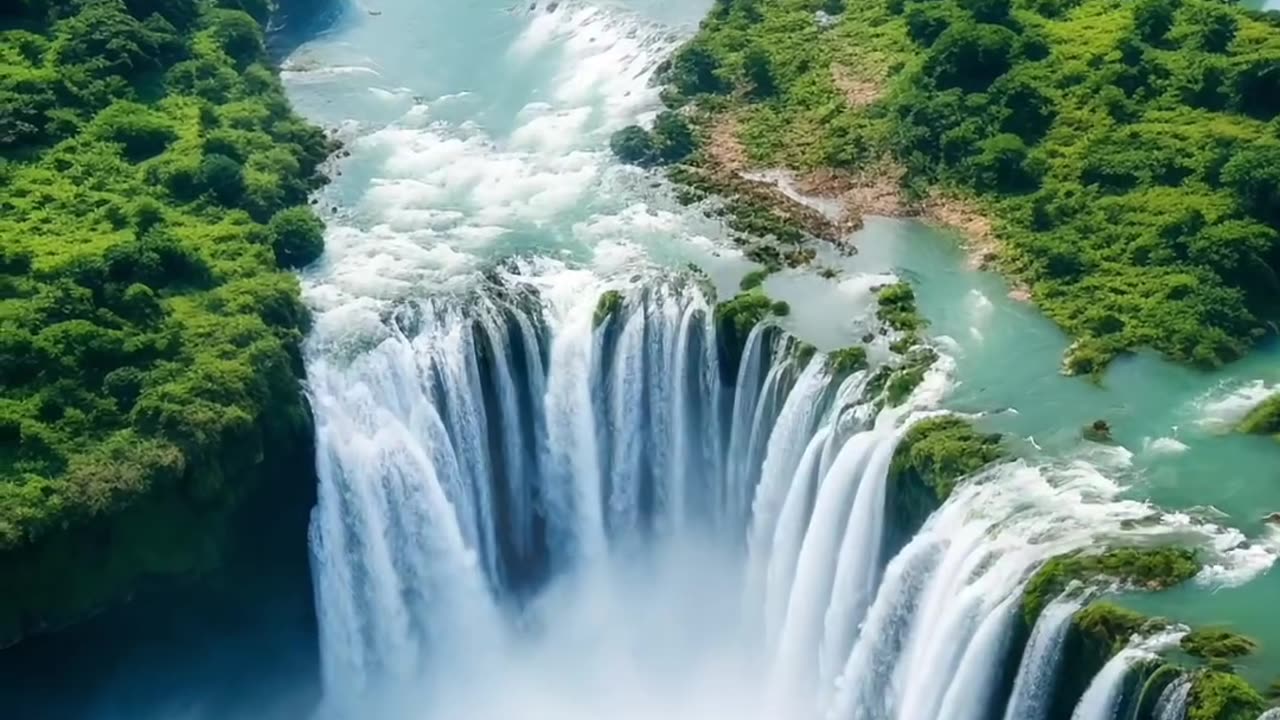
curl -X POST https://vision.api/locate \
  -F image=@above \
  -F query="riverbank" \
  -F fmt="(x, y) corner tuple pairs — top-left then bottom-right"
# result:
(637, 0), (1280, 375)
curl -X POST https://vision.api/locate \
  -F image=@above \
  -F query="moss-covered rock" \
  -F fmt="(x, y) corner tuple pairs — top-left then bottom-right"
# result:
(713, 289), (777, 381)
(827, 346), (869, 376)
(771, 300), (791, 317)
(791, 340), (818, 367)
(890, 416), (1003, 503)
(1132, 663), (1187, 720)
(714, 288), (774, 337)
(1082, 419), (1114, 443)
(887, 347), (940, 406)
(594, 290), (625, 328)
(1038, 601), (1172, 719)
(877, 282), (926, 335)
(1022, 547), (1200, 626)
(1187, 670), (1267, 720)
(1072, 602), (1165, 657)
(883, 416), (1002, 559)
(1238, 394), (1280, 437)
(1180, 628), (1258, 661)
(740, 269), (769, 291)
(859, 347), (940, 410)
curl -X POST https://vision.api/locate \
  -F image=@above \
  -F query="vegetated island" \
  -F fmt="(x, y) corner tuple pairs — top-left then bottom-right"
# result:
(0, 0), (332, 646)
(613, 0), (1280, 376)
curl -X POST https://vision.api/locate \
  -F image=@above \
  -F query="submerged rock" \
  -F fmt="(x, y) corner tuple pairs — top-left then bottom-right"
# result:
(1083, 419), (1114, 443)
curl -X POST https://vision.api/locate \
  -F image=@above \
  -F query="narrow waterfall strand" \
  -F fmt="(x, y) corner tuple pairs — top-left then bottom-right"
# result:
(1154, 674), (1191, 720)
(1002, 599), (1084, 720)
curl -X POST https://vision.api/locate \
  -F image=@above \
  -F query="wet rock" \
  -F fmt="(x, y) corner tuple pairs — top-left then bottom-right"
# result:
(1083, 419), (1113, 443)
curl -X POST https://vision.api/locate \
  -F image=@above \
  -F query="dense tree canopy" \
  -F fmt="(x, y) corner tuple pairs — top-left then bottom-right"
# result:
(0, 0), (331, 548)
(669, 0), (1280, 373)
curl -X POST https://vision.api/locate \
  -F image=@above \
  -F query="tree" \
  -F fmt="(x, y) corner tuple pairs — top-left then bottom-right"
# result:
(268, 207), (325, 269)
(1234, 55), (1280, 120)
(196, 153), (245, 205)
(53, 0), (158, 78)
(958, 0), (1011, 24)
(971, 133), (1036, 191)
(743, 45), (777, 98)
(90, 102), (177, 161)
(993, 68), (1056, 141)
(610, 126), (656, 166)
(670, 42), (726, 96)
(926, 22), (1018, 91)
(1183, 2), (1237, 53)
(206, 9), (265, 68)
(905, 2), (959, 46)
(1221, 142), (1280, 227)
(651, 111), (698, 164)
(123, 0), (200, 29)
(1133, 0), (1178, 44)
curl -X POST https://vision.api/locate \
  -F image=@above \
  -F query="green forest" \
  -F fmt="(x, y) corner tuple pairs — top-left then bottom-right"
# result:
(642, 0), (1280, 374)
(0, 0), (329, 605)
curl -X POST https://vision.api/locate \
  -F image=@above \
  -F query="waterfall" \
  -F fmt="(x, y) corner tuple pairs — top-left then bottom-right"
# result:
(1154, 674), (1191, 720)
(306, 270), (1252, 720)
(1071, 631), (1186, 720)
(1003, 599), (1084, 720)
(1071, 649), (1142, 720)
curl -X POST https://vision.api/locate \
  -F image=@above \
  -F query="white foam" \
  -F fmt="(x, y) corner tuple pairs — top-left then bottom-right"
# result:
(1142, 436), (1189, 457)
(1194, 379), (1278, 432)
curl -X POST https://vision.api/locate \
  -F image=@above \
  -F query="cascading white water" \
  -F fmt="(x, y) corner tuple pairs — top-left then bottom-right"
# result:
(1154, 674), (1191, 720)
(308, 271), (1272, 720)
(1003, 599), (1084, 720)
(1071, 631), (1186, 720)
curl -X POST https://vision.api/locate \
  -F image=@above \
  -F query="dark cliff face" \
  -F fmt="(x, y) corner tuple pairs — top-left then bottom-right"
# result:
(0, 424), (322, 719)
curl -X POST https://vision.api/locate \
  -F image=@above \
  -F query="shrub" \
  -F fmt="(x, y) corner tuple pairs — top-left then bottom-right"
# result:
(926, 22), (1019, 91)
(268, 207), (325, 269)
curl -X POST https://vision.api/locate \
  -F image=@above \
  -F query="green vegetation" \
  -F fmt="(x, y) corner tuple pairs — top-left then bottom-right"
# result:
(877, 282), (927, 335)
(666, 165), (826, 271)
(714, 287), (790, 335)
(593, 289), (625, 328)
(0, 0), (330, 641)
(1181, 628), (1259, 661)
(715, 288), (775, 336)
(740, 268), (770, 291)
(889, 415), (1003, 501)
(609, 111), (698, 167)
(670, 0), (1280, 373)
(826, 345), (868, 375)
(1072, 601), (1163, 656)
(862, 346), (940, 407)
(791, 339), (818, 365)
(1022, 547), (1200, 624)
(1187, 670), (1267, 720)
(1238, 393), (1280, 436)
